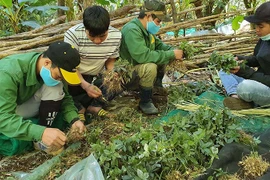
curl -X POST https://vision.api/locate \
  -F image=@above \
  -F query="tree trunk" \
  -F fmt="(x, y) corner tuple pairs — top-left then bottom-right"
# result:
(170, 0), (178, 23)
(83, 0), (94, 9)
(243, 0), (258, 15)
(192, 0), (203, 19)
(192, 0), (229, 28)
(58, 0), (65, 17)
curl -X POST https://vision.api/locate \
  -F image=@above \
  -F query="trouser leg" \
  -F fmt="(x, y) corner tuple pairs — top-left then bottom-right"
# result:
(219, 71), (244, 96)
(237, 80), (270, 106)
(134, 63), (159, 114)
(154, 65), (166, 87)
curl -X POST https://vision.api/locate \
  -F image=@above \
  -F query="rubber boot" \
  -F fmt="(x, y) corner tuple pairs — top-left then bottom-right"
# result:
(153, 65), (168, 96)
(154, 65), (166, 87)
(38, 100), (62, 127)
(139, 88), (159, 115)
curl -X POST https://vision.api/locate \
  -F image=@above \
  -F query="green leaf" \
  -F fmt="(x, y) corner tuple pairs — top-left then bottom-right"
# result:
(21, 20), (41, 29)
(25, 5), (68, 13)
(0, 0), (12, 8)
(137, 169), (144, 179)
(30, 0), (54, 6)
(95, 0), (110, 5)
(137, 169), (149, 179)
(18, 0), (33, 5)
(232, 15), (244, 31)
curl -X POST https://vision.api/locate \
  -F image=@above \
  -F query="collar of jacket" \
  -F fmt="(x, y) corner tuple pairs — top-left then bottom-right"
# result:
(131, 18), (150, 37)
(26, 53), (43, 87)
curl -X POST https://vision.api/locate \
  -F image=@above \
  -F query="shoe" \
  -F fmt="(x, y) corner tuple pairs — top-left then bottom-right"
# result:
(139, 101), (159, 115)
(223, 97), (253, 110)
(139, 87), (159, 115)
(34, 141), (64, 156)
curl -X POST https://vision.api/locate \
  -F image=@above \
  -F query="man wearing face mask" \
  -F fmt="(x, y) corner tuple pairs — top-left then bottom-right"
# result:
(218, 1), (270, 110)
(120, 0), (184, 115)
(0, 41), (86, 155)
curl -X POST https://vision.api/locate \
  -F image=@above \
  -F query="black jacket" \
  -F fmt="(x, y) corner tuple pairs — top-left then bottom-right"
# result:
(236, 39), (270, 87)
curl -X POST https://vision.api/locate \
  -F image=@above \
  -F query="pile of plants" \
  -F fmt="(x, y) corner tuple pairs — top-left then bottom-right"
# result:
(167, 41), (201, 74)
(167, 81), (223, 105)
(101, 59), (134, 95)
(179, 41), (201, 60)
(211, 151), (270, 180)
(208, 51), (238, 74)
(88, 105), (240, 179)
(239, 151), (270, 179)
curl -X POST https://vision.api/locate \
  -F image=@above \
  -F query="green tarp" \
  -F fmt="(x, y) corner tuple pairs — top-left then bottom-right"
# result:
(160, 91), (270, 134)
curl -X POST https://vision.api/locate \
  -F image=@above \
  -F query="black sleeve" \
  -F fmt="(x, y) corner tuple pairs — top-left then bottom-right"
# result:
(236, 55), (259, 67)
(235, 39), (262, 67)
(236, 65), (270, 87)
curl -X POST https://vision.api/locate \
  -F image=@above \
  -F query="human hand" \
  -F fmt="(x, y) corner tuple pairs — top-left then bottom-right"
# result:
(174, 49), (184, 60)
(66, 120), (86, 142)
(41, 128), (67, 150)
(84, 84), (102, 98)
(230, 66), (240, 74)
(71, 120), (86, 134)
(113, 71), (119, 78)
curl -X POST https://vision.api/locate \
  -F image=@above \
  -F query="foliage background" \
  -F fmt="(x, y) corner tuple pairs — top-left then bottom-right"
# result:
(0, 0), (267, 36)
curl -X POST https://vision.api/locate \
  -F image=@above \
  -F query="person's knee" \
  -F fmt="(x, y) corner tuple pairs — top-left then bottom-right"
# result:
(137, 63), (158, 88)
(237, 80), (254, 100)
(143, 63), (157, 77)
(142, 63), (157, 84)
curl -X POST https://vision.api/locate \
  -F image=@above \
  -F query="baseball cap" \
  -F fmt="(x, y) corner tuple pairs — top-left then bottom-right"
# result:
(46, 41), (81, 85)
(144, 0), (171, 22)
(244, 1), (270, 24)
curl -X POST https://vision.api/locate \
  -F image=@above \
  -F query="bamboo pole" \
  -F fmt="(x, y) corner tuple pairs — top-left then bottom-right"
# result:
(177, 5), (206, 16)
(163, 32), (257, 43)
(158, 8), (254, 35)
(0, 35), (63, 59)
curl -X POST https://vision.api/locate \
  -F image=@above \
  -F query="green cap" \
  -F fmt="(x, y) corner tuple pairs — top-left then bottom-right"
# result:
(144, 0), (171, 22)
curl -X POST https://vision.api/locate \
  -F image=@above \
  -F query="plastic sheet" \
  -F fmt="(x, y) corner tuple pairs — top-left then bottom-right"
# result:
(57, 153), (104, 180)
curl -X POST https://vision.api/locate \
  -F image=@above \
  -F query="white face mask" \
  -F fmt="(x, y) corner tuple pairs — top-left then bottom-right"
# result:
(260, 33), (270, 41)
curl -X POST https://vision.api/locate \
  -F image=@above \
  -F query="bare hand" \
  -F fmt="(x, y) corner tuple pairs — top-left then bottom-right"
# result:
(71, 120), (86, 134)
(41, 128), (67, 149)
(174, 49), (184, 60)
(230, 66), (240, 74)
(235, 57), (244, 63)
(67, 120), (86, 142)
(85, 84), (102, 98)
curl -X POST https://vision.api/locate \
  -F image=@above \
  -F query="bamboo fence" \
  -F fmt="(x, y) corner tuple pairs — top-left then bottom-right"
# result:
(0, 5), (257, 68)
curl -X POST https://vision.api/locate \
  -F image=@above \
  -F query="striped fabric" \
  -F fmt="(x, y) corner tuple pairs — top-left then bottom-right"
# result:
(64, 23), (121, 75)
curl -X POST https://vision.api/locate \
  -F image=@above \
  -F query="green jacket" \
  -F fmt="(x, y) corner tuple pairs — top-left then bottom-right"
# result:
(0, 52), (79, 141)
(120, 18), (175, 65)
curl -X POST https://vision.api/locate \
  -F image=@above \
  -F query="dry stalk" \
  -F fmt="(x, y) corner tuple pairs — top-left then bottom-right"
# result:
(66, 128), (85, 144)
(238, 152), (270, 179)
(218, 174), (240, 180)
(102, 71), (123, 95)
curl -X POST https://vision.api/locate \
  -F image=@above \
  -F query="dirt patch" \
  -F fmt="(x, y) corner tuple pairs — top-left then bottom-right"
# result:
(0, 151), (52, 178)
